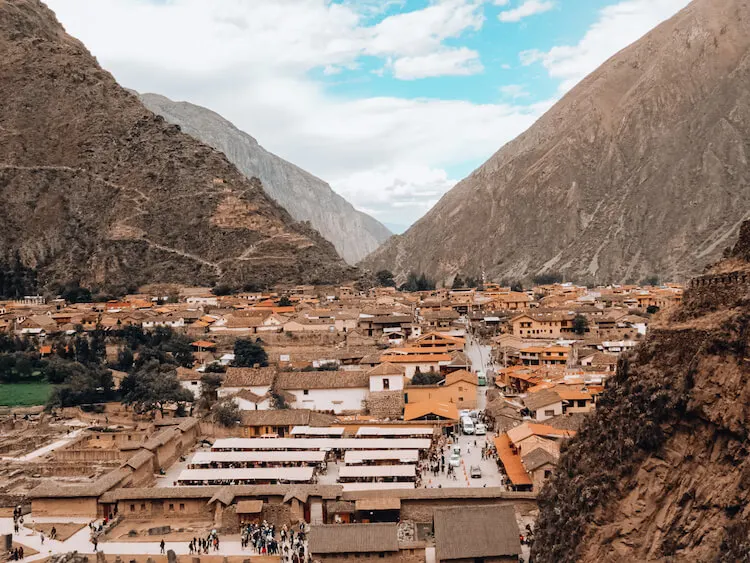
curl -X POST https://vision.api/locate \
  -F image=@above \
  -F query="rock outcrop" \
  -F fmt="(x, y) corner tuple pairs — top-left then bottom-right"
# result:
(531, 221), (750, 562)
(0, 0), (354, 290)
(364, 0), (750, 285)
(137, 93), (391, 265)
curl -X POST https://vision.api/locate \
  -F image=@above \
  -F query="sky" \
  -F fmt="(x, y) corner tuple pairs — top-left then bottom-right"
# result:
(46, 0), (690, 233)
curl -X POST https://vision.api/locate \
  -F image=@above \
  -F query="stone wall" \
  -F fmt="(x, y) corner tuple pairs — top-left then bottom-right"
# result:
(364, 391), (404, 419)
(400, 498), (527, 524)
(260, 502), (291, 527)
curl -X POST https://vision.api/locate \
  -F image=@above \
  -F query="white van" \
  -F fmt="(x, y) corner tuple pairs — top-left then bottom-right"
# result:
(475, 423), (487, 436)
(461, 416), (475, 435)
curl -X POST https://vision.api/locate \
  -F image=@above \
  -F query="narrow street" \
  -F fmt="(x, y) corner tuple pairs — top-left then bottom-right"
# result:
(464, 332), (494, 411)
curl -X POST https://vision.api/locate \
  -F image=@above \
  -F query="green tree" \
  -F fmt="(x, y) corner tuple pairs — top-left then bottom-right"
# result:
(112, 348), (134, 372)
(47, 364), (115, 408)
(233, 339), (268, 367)
(59, 281), (93, 303)
(572, 315), (589, 336)
(211, 284), (233, 296)
(451, 275), (465, 289)
(278, 295), (292, 307)
(376, 270), (396, 287)
(119, 360), (193, 415)
(410, 370), (443, 386)
(532, 272), (563, 286)
(646, 305), (660, 315)
(211, 399), (242, 427)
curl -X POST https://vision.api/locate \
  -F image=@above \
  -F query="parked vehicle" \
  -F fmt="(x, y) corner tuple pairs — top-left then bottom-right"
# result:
(470, 465), (482, 478)
(475, 423), (487, 435)
(477, 371), (487, 386)
(449, 453), (461, 467)
(452, 444), (461, 456)
(461, 416), (475, 435)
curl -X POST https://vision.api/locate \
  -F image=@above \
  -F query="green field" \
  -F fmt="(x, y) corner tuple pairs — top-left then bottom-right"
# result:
(0, 382), (53, 406)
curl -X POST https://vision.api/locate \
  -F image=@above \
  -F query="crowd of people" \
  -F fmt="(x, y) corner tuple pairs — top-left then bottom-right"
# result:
(187, 530), (219, 554)
(239, 521), (309, 562)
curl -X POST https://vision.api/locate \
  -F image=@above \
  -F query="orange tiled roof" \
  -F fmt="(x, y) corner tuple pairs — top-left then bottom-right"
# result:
(494, 434), (532, 486)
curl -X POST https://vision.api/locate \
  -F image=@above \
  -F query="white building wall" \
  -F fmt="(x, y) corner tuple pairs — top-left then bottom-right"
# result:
(369, 375), (404, 392)
(235, 397), (272, 411)
(533, 401), (564, 421)
(288, 388), (368, 413)
(181, 380), (202, 398)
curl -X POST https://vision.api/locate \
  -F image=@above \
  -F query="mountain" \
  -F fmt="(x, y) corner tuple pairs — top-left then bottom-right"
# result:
(137, 93), (391, 265)
(363, 0), (750, 285)
(0, 0), (354, 291)
(531, 221), (750, 562)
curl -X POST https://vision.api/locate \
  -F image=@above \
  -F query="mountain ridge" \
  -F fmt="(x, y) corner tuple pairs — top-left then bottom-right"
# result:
(363, 0), (750, 285)
(137, 93), (391, 265)
(0, 0), (354, 291)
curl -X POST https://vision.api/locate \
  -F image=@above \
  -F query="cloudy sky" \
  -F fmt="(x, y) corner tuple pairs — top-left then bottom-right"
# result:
(46, 0), (690, 233)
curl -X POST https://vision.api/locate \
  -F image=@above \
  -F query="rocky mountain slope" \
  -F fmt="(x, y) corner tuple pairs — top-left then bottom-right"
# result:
(137, 93), (391, 265)
(0, 0), (353, 291)
(364, 0), (750, 285)
(532, 223), (750, 562)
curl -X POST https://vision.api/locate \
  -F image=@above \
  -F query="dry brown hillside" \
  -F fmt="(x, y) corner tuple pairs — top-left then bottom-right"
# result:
(0, 0), (353, 291)
(364, 0), (750, 285)
(531, 222), (750, 562)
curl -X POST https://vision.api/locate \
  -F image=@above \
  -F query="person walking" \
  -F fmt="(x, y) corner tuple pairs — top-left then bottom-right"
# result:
(160, 539), (165, 554)
(92, 537), (98, 552)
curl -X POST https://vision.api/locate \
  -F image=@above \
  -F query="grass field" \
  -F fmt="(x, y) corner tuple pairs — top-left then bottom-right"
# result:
(0, 382), (53, 406)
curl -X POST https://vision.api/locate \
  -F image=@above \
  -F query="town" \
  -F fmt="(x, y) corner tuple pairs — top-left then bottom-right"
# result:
(0, 277), (683, 562)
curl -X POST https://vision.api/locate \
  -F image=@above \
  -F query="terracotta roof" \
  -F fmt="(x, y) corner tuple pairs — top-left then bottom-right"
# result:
(233, 389), (266, 403)
(366, 362), (406, 377)
(523, 389), (563, 412)
(176, 367), (203, 381)
(403, 400), (458, 421)
(191, 340), (216, 348)
(378, 354), (451, 363)
(223, 367), (277, 387)
(522, 447), (557, 472)
(434, 505), (521, 561)
(354, 498), (400, 511)
(122, 450), (154, 471)
(240, 410), (336, 427)
(494, 434), (532, 486)
(309, 523), (398, 555)
(445, 369), (477, 387)
(554, 387), (593, 401)
(276, 370), (369, 390)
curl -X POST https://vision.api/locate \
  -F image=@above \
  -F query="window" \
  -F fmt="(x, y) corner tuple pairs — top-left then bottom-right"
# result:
(459, 396), (464, 402)
(127, 435), (132, 441)
(140, 503), (146, 511)
(544, 409), (555, 417)
(544, 470), (552, 478)
(383, 378), (390, 390)
(169, 503), (174, 511)
(179, 503), (185, 511)
(130, 504), (135, 512)
(458, 386), (463, 391)
(191, 381), (198, 385)
(303, 389), (309, 395)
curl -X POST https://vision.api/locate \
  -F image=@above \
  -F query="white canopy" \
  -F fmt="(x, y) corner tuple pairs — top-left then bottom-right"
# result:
(190, 451), (325, 465)
(344, 450), (419, 464)
(211, 438), (431, 451)
(176, 467), (314, 484)
(290, 426), (345, 437)
(355, 427), (433, 437)
(338, 465), (416, 479)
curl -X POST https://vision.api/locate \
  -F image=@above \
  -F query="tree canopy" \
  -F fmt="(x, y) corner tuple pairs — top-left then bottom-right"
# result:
(233, 339), (268, 368)
(376, 270), (396, 287)
(119, 359), (193, 415)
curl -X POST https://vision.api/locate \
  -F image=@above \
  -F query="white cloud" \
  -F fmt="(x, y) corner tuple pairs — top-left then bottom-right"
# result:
(519, 0), (690, 91)
(500, 84), (530, 99)
(391, 47), (483, 80)
(44, 0), (543, 228)
(499, 0), (555, 23)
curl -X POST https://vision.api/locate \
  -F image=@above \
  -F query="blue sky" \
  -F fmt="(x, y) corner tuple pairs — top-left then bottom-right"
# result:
(47, 0), (690, 233)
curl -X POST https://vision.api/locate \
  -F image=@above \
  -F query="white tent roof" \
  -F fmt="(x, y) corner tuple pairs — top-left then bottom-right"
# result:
(211, 438), (431, 451)
(338, 465), (416, 478)
(176, 467), (314, 483)
(190, 451), (325, 465)
(344, 450), (419, 464)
